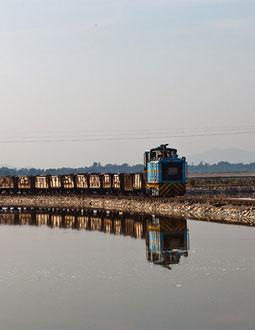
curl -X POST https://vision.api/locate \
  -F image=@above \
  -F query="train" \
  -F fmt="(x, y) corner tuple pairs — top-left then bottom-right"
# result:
(0, 144), (187, 197)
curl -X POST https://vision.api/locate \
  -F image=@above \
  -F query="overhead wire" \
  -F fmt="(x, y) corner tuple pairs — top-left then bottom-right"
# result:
(0, 129), (254, 144)
(0, 125), (254, 141)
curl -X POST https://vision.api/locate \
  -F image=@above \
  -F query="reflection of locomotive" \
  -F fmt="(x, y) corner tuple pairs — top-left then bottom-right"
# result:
(0, 144), (186, 197)
(146, 217), (189, 269)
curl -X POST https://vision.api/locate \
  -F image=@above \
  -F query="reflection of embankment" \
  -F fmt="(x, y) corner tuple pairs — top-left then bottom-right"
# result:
(0, 209), (189, 269)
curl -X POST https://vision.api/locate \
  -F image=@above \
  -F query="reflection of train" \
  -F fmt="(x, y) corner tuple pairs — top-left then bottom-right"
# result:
(0, 144), (186, 197)
(0, 208), (189, 268)
(146, 216), (189, 269)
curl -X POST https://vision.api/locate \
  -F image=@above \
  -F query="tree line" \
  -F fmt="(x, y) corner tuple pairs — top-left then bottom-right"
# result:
(0, 162), (144, 176)
(0, 161), (255, 176)
(188, 161), (255, 173)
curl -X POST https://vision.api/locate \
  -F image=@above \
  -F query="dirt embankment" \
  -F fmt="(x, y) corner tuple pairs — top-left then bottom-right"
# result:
(0, 194), (254, 226)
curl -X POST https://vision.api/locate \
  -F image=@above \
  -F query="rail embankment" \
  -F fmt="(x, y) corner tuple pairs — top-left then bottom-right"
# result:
(0, 194), (254, 226)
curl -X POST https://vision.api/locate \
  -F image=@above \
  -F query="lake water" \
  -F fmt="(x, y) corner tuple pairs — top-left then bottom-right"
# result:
(0, 209), (254, 330)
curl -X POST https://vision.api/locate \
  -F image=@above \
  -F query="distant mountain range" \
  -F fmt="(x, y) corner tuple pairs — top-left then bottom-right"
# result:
(187, 148), (255, 165)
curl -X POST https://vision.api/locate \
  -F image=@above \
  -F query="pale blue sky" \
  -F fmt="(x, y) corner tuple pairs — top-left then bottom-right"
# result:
(0, 0), (254, 167)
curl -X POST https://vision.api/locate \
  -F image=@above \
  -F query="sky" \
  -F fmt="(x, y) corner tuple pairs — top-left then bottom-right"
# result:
(0, 0), (254, 168)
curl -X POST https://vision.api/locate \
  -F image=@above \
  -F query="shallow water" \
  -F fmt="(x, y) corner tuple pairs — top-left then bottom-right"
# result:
(0, 210), (254, 330)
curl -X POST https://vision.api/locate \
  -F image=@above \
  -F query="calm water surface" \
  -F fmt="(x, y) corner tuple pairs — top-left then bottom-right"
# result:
(0, 210), (254, 330)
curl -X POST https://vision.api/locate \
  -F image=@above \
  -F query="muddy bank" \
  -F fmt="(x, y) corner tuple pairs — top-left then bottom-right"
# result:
(0, 194), (254, 226)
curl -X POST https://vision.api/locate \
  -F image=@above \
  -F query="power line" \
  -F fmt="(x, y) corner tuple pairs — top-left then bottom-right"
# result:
(1, 124), (255, 138)
(0, 130), (254, 144)
(0, 125), (254, 140)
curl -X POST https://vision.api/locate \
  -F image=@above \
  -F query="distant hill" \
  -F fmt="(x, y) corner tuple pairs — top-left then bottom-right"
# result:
(187, 148), (255, 165)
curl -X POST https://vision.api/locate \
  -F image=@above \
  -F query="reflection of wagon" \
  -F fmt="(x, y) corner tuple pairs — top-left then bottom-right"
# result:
(104, 219), (113, 233)
(90, 217), (102, 231)
(0, 214), (15, 225)
(36, 214), (49, 226)
(77, 216), (89, 230)
(63, 215), (75, 228)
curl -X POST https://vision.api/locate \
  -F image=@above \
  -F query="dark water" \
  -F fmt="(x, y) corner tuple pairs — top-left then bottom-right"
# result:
(0, 209), (254, 330)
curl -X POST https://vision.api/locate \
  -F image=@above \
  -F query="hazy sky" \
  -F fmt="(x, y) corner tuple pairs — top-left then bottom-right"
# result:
(0, 0), (254, 168)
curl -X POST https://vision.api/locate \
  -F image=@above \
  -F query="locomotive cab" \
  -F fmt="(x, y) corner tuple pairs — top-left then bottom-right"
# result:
(144, 144), (187, 197)
(149, 146), (177, 161)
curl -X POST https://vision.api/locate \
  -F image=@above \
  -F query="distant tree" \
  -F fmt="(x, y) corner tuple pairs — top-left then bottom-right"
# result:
(0, 167), (13, 176)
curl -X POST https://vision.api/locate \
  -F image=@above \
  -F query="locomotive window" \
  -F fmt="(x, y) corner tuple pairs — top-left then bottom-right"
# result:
(162, 163), (183, 181)
(167, 167), (178, 175)
(151, 150), (162, 160)
(166, 150), (177, 158)
(151, 151), (156, 159)
(144, 152), (150, 164)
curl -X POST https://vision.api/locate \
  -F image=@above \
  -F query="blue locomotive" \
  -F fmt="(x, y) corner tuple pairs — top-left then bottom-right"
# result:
(144, 144), (186, 197)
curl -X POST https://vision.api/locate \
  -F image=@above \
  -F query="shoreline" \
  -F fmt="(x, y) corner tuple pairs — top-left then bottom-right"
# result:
(0, 194), (254, 227)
